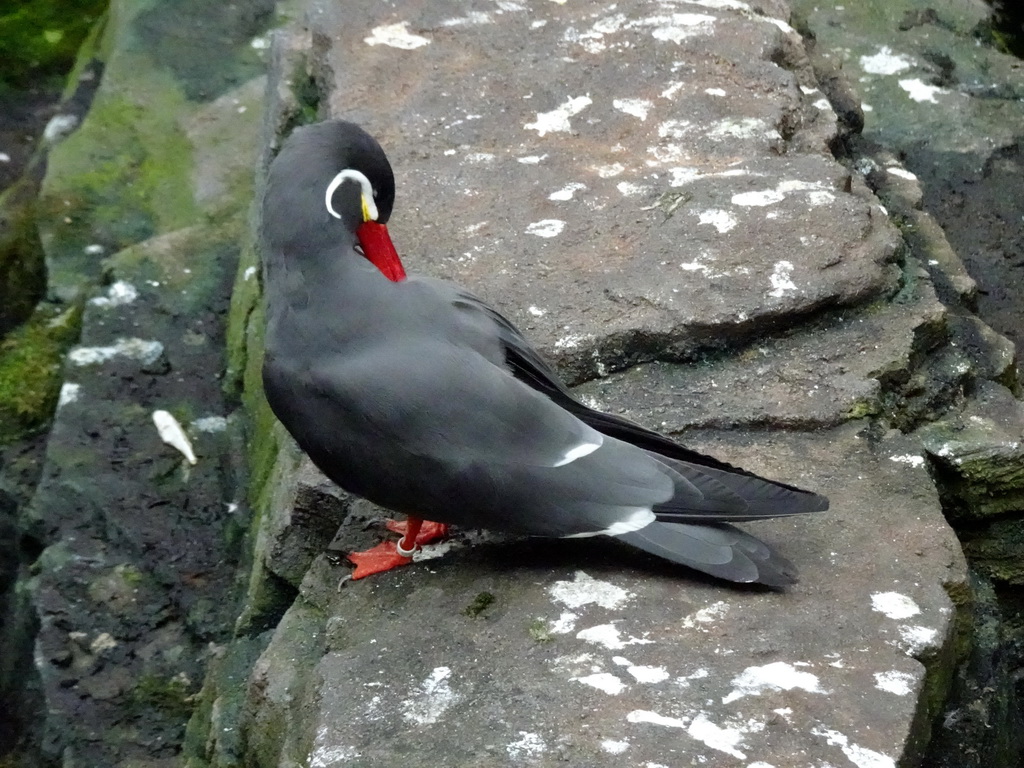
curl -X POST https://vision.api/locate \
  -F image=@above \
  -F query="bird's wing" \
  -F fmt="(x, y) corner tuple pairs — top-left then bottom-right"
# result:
(428, 281), (828, 515)
(305, 339), (607, 471)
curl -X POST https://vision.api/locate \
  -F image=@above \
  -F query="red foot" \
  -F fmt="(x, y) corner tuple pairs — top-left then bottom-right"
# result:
(347, 540), (413, 580)
(346, 517), (450, 580)
(385, 518), (450, 547)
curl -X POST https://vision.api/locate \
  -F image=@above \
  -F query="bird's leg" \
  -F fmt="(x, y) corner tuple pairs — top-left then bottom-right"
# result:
(345, 516), (450, 580)
(385, 517), (450, 547)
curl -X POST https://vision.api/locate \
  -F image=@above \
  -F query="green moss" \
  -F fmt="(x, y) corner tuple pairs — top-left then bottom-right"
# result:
(0, 302), (81, 443)
(279, 58), (322, 138)
(241, 299), (283, 512)
(0, 178), (47, 336)
(844, 398), (880, 420)
(224, 241), (262, 399)
(39, 62), (198, 293)
(528, 619), (553, 643)
(132, 673), (195, 720)
(0, 0), (107, 90)
(60, 6), (107, 101)
(463, 592), (496, 618)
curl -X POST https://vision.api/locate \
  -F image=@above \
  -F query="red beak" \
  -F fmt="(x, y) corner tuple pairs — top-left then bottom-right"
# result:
(356, 221), (407, 282)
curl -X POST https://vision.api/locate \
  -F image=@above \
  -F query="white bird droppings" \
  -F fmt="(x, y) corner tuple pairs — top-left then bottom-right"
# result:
(549, 182), (587, 201)
(682, 600), (729, 628)
(401, 667), (460, 725)
(192, 415), (228, 433)
(890, 454), (925, 469)
(311, 744), (359, 766)
(732, 188), (785, 207)
(525, 219), (566, 238)
(43, 114), (78, 143)
(554, 333), (588, 350)
(593, 162), (626, 178)
(722, 661), (825, 704)
(705, 87), (727, 96)
(644, 13), (716, 44)
(57, 382), (80, 408)
(572, 672), (626, 695)
(527, 305), (547, 317)
(613, 98), (654, 120)
(627, 711), (748, 759)
(601, 738), (630, 754)
(69, 338), (164, 367)
(626, 664), (670, 684)
(898, 78), (947, 103)
(506, 731), (547, 760)
(524, 96), (592, 136)
(617, 181), (648, 196)
(549, 570), (633, 609)
(859, 46), (914, 75)
(688, 713), (747, 759)
(871, 592), (921, 620)
(697, 208), (737, 233)
(813, 727), (896, 768)
(874, 670), (915, 696)
(89, 280), (139, 308)
(576, 623), (653, 650)
(768, 260), (797, 298)
(898, 624), (939, 655)
(364, 22), (430, 49)
(549, 612), (578, 634)
(243, 266), (257, 280)
(708, 117), (777, 141)
(627, 709), (688, 729)
(153, 410), (198, 465)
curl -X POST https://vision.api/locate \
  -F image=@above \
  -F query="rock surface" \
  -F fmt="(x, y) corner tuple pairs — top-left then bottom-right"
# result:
(245, 424), (964, 768)
(790, 2), (1024, 764)
(13, 0), (273, 764)
(5, 0), (1023, 765)
(186, 0), (1017, 766)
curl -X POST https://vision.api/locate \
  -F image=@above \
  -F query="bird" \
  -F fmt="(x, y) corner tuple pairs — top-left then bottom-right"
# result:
(260, 119), (828, 588)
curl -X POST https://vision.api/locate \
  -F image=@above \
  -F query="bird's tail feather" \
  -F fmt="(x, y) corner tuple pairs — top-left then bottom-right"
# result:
(652, 454), (829, 522)
(616, 521), (799, 588)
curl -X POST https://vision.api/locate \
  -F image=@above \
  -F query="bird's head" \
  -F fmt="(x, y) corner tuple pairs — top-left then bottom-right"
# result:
(262, 120), (405, 281)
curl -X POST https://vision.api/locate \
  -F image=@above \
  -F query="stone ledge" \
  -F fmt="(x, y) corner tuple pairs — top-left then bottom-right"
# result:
(242, 424), (966, 768)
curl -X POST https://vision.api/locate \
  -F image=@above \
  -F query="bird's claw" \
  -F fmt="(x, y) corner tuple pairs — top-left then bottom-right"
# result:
(347, 540), (414, 580)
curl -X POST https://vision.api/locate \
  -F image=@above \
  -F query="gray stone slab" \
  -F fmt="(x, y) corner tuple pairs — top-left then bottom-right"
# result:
(574, 265), (947, 430)
(244, 424), (965, 768)
(314, 0), (902, 381)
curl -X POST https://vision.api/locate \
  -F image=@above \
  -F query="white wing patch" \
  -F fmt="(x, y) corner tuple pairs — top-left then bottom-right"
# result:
(553, 434), (603, 466)
(564, 507), (656, 538)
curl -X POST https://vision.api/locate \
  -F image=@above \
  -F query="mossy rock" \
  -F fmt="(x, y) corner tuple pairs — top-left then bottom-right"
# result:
(0, 178), (47, 337)
(0, 0), (107, 90)
(38, 73), (198, 295)
(961, 517), (1024, 585)
(921, 382), (1024, 521)
(0, 302), (81, 443)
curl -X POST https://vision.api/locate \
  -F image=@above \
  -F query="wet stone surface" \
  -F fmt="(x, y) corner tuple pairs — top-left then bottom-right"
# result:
(223, 1), (984, 766)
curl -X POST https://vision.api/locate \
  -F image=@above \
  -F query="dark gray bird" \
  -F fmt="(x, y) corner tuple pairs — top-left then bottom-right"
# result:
(261, 120), (828, 587)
